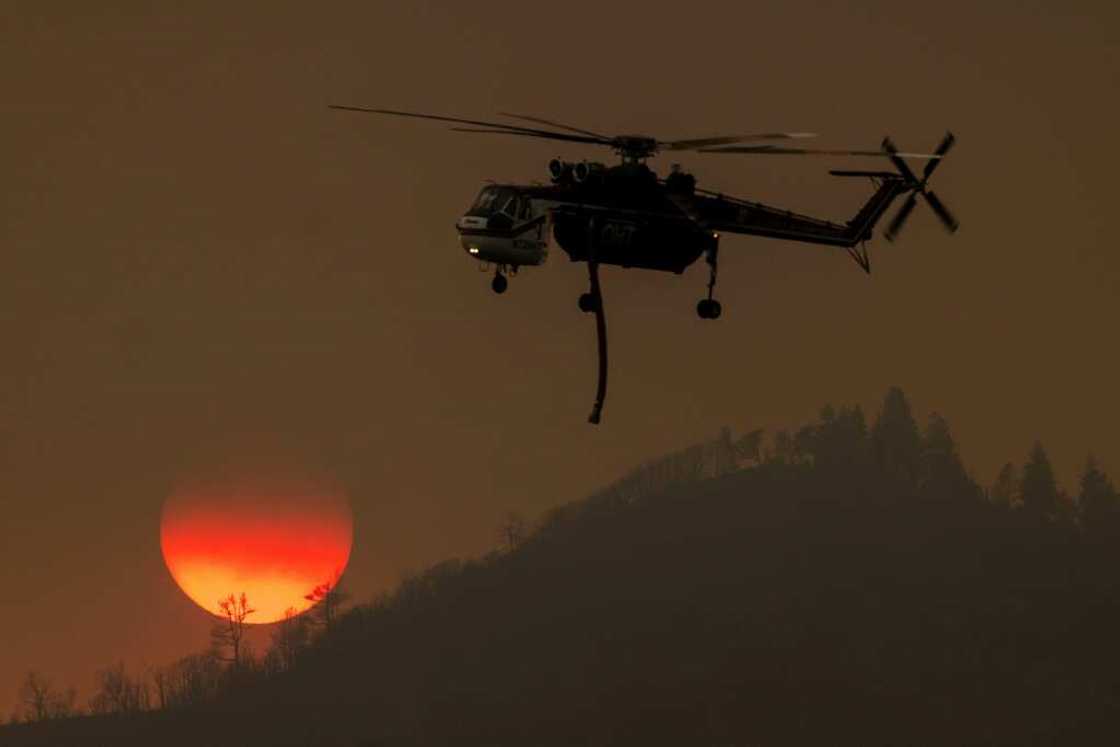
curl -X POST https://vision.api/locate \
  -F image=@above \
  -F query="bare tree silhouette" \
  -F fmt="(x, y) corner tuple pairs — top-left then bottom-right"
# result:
(211, 592), (255, 669)
(17, 671), (77, 722)
(88, 662), (149, 715)
(266, 607), (310, 673)
(150, 653), (224, 709)
(498, 511), (527, 552)
(150, 665), (169, 711)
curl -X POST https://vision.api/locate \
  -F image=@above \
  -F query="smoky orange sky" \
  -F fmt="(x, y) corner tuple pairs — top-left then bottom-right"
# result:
(2, 1), (1118, 717)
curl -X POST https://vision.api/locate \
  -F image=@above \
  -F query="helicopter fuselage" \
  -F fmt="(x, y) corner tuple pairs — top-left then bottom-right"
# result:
(455, 161), (717, 274)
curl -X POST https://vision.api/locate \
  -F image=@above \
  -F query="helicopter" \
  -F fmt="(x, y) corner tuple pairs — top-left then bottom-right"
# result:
(330, 105), (958, 424)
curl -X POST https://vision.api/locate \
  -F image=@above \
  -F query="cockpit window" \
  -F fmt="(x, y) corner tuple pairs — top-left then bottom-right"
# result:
(470, 187), (502, 214)
(467, 187), (526, 218)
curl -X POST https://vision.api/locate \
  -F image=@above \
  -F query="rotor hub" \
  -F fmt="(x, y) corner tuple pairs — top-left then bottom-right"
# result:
(612, 135), (659, 161)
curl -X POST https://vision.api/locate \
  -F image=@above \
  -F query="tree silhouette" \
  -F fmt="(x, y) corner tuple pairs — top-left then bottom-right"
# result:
(211, 592), (255, 669)
(17, 671), (76, 722)
(990, 462), (1019, 507)
(304, 574), (349, 633)
(708, 426), (738, 477)
(1079, 455), (1118, 530)
(871, 386), (922, 484)
(919, 413), (978, 501)
(150, 665), (169, 710)
(734, 428), (765, 465)
(266, 607), (310, 673)
(789, 404), (872, 476)
(826, 405), (871, 470)
(1021, 441), (1061, 523)
(88, 662), (149, 715)
(769, 429), (795, 464)
(153, 653), (223, 708)
(498, 511), (527, 552)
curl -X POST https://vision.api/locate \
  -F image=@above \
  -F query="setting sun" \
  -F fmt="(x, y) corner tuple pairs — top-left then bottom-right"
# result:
(160, 480), (353, 623)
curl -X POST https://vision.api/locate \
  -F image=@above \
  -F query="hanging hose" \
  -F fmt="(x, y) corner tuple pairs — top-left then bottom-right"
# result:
(583, 215), (608, 424)
(587, 259), (608, 425)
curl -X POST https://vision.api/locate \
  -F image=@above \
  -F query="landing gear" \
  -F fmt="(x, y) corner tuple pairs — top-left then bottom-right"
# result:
(491, 272), (508, 295)
(696, 240), (722, 320)
(578, 291), (601, 313)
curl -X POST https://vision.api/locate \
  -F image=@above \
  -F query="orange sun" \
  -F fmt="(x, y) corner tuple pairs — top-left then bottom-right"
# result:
(160, 478), (353, 624)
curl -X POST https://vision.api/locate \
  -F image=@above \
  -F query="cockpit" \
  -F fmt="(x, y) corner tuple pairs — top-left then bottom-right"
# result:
(465, 186), (532, 221)
(456, 185), (547, 271)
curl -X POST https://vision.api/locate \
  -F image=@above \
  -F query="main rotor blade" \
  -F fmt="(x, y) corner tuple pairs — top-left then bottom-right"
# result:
(885, 193), (918, 242)
(661, 132), (817, 151)
(923, 131), (956, 181)
(829, 170), (900, 178)
(497, 111), (609, 139)
(699, 145), (943, 159)
(327, 105), (613, 144)
(922, 190), (960, 233)
(448, 127), (611, 146)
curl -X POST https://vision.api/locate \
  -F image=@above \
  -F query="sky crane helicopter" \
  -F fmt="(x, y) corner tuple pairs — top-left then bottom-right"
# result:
(330, 105), (958, 424)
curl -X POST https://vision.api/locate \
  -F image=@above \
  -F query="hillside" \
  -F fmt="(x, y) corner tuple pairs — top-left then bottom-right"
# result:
(6, 393), (1120, 746)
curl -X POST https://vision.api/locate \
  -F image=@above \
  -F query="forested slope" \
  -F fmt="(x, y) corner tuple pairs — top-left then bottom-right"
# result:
(6, 389), (1119, 746)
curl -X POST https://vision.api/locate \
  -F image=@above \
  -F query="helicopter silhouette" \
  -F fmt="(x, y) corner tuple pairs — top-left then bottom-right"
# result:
(330, 105), (958, 424)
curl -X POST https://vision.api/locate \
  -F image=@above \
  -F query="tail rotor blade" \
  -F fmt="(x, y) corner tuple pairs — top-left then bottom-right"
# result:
(923, 131), (956, 181)
(886, 193), (919, 242)
(882, 137), (920, 183)
(922, 190), (960, 233)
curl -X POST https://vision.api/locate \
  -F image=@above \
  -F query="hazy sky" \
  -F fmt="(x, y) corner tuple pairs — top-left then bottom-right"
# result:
(3, 1), (1118, 716)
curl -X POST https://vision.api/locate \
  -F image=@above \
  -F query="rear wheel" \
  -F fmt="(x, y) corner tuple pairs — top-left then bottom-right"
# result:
(491, 273), (508, 294)
(578, 292), (600, 313)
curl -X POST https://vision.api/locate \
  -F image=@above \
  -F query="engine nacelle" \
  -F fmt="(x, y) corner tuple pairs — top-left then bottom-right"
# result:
(550, 159), (605, 185)
(548, 158), (569, 182)
(571, 160), (604, 184)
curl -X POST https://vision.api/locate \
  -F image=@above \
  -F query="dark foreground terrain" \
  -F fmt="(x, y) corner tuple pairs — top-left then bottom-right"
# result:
(6, 393), (1120, 746)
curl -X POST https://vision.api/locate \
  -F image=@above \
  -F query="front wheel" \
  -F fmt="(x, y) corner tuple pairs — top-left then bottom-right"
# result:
(697, 299), (722, 319)
(491, 274), (508, 294)
(578, 292), (600, 313)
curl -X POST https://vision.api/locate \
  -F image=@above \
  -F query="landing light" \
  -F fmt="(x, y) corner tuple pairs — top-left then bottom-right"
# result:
(468, 247), (480, 255)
